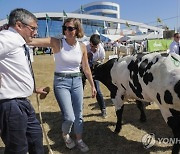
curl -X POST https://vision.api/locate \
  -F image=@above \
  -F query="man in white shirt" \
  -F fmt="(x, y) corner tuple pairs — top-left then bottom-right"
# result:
(0, 8), (48, 154)
(82, 34), (107, 118)
(168, 33), (180, 55)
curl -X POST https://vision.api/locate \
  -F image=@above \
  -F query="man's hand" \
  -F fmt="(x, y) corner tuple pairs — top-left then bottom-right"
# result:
(35, 87), (50, 99)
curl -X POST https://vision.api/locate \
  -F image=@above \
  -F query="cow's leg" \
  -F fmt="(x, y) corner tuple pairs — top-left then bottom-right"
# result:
(112, 90), (125, 134)
(136, 100), (146, 122)
(114, 105), (124, 134)
(167, 111), (180, 154)
(160, 108), (180, 154)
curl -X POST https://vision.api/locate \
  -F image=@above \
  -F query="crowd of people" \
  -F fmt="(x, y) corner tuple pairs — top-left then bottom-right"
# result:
(0, 7), (180, 154)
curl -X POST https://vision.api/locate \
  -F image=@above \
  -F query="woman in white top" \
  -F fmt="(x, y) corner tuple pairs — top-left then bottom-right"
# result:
(29, 18), (96, 152)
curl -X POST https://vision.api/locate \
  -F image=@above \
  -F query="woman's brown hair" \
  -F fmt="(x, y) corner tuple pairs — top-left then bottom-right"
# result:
(62, 18), (84, 38)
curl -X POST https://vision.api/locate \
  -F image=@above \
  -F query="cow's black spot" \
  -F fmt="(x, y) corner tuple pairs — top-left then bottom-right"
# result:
(174, 80), (180, 98)
(129, 81), (144, 99)
(161, 53), (169, 57)
(164, 90), (173, 104)
(139, 59), (149, 77)
(121, 95), (124, 100)
(121, 84), (126, 90)
(128, 58), (144, 99)
(143, 72), (154, 85)
(154, 57), (159, 64)
(169, 108), (180, 117)
(128, 60), (139, 80)
(109, 83), (117, 99)
(139, 58), (157, 78)
(156, 93), (161, 104)
(146, 61), (153, 70)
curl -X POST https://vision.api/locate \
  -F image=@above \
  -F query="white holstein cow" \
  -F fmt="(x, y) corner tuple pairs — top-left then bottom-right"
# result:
(93, 52), (180, 154)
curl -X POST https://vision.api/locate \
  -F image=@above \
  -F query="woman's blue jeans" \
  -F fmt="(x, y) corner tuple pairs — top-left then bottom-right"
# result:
(53, 75), (83, 135)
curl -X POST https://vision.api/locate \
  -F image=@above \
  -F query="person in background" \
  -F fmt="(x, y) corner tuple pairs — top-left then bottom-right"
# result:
(82, 34), (107, 118)
(28, 18), (96, 153)
(113, 40), (119, 55)
(141, 38), (147, 52)
(0, 8), (48, 154)
(168, 33), (180, 55)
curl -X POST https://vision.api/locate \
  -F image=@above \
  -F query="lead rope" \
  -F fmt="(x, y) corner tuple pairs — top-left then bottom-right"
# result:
(36, 94), (54, 154)
(24, 45), (54, 154)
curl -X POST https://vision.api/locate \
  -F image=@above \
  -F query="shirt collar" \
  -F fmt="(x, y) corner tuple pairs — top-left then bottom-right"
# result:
(8, 27), (26, 45)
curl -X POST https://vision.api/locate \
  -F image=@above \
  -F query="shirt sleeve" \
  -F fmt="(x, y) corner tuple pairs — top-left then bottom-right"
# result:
(98, 44), (105, 62)
(0, 34), (13, 57)
(169, 42), (178, 54)
(0, 30), (25, 56)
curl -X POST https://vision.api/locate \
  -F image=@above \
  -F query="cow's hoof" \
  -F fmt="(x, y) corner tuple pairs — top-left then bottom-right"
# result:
(114, 129), (120, 134)
(113, 131), (119, 135)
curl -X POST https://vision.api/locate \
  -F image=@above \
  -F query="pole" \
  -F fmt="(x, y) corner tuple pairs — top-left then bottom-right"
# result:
(62, 16), (64, 24)
(177, 0), (179, 32)
(45, 19), (49, 37)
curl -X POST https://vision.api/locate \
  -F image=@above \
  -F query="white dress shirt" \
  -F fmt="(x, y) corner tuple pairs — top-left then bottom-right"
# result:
(0, 27), (34, 99)
(169, 40), (180, 54)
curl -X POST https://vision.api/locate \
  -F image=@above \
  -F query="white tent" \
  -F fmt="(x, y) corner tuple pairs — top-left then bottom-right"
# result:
(94, 29), (100, 35)
(128, 32), (163, 42)
(100, 34), (123, 42)
(77, 35), (90, 42)
(119, 35), (131, 42)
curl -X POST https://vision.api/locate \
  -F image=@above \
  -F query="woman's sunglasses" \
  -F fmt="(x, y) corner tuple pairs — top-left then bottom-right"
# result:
(62, 26), (76, 31)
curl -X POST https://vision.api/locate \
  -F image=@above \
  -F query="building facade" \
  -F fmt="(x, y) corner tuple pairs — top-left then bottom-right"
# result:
(74, 1), (120, 35)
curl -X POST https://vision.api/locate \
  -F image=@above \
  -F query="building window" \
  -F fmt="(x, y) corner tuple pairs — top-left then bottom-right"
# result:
(90, 12), (117, 18)
(84, 5), (117, 12)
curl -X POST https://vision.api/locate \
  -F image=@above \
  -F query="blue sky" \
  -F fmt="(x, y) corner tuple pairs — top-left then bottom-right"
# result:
(0, 0), (179, 30)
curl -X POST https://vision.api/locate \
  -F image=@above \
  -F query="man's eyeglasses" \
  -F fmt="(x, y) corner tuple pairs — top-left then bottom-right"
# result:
(62, 26), (76, 31)
(175, 36), (180, 39)
(21, 22), (38, 32)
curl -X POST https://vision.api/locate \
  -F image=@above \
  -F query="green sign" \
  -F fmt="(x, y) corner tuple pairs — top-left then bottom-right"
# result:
(147, 39), (172, 52)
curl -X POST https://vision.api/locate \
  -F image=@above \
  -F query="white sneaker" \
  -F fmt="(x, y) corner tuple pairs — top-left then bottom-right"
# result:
(77, 139), (89, 152)
(101, 109), (107, 118)
(63, 134), (75, 149)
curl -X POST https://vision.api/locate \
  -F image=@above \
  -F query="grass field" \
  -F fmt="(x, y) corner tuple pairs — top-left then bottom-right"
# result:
(0, 51), (173, 154)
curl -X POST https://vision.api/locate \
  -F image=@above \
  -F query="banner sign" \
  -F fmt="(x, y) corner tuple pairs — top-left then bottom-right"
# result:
(147, 39), (172, 52)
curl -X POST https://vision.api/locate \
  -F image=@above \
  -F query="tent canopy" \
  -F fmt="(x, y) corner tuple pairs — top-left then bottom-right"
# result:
(100, 34), (123, 42)
(128, 32), (163, 42)
(119, 35), (131, 42)
(94, 29), (100, 35)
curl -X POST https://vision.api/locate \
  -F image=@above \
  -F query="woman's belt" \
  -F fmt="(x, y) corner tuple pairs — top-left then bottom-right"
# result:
(54, 72), (82, 78)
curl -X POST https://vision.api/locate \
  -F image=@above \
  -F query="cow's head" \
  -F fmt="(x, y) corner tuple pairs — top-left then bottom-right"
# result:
(93, 58), (118, 99)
